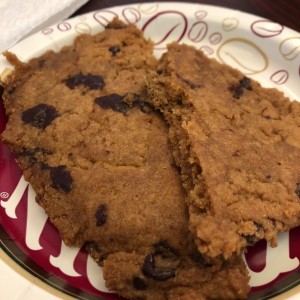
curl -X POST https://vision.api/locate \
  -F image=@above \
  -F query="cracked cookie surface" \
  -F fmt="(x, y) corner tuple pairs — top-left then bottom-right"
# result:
(1, 20), (250, 299)
(146, 42), (300, 259)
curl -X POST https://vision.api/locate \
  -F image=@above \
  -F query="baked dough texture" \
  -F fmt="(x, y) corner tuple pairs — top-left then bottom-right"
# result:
(1, 20), (250, 300)
(146, 42), (300, 259)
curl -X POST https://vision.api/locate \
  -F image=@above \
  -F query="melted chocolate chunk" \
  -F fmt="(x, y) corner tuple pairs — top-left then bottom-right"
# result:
(154, 240), (179, 258)
(132, 94), (153, 114)
(85, 242), (107, 262)
(244, 222), (263, 245)
(142, 254), (175, 281)
(132, 277), (147, 290)
(85, 241), (101, 252)
(240, 76), (252, 90)
(109, 46), (121, 56)
(296, 183), (300, 198)
(95, 94), (128, 113)
(50, 165), (73, 193)
(229, 84), (244, 99)
(65, 73), (105, 90)
(96, 204), (108, 226)
(244, 235), (259, 246)
(254, 222), (264, 231)
(95, 93), (153, 115)
(191, 252), (212, 267)
(229, 76), (252, 99)
(32, 162), (62, 187)
(22, 104), (58, 129)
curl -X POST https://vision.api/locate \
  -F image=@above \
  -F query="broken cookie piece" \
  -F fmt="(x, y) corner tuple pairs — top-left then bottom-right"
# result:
(103, 252), (250, 300)
(147, 42), (300, 259)
(1, 20), (251, 299)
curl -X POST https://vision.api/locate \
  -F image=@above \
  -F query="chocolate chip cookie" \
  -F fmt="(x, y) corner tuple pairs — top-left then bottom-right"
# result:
(1, 20), (250, 299)
(103, 252), (249, 300)
(147, 42), (300, 259)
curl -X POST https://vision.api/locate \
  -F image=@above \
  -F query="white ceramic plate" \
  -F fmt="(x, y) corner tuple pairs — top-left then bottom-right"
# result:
(1, 2), (300, 300)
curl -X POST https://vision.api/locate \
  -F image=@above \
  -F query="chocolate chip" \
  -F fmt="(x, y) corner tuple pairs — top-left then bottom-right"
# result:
(99, 253), (108, 262)
(95, 94), (128, 113)
(32, 163), (68, 191)
(240, 76), (252, 90)
(132, 94), (153, 114)
(244, 223), (263, 245)
(229, 84), (244, 99)
(132, 277), (147, 290)
(22, 104), (59, 129)
(95, 93), (153, 115)
(154, 240), (179, 258)
(65, 73), (105, 90)
(244, 235), (259, 246)
(109, 46), (121, 56)
(96, 204), (108, 226)
(254, 222), (264, 231)
(85, 242), (101, 252)
(50, 165), (73, 193)
(85, 242), (107, 262)
(229, 76), (252, 99)
(296, 183), (300, 198)
(142, 254), (175, 281)
(190, 252), (212, 267)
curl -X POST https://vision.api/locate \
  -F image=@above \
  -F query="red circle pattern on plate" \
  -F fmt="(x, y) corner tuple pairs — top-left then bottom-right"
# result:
(142, 11), (188, 49)
(251, 19), (284, 38)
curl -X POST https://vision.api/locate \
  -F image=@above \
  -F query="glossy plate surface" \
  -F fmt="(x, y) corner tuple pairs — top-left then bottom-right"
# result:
(0, 2), (300, 300)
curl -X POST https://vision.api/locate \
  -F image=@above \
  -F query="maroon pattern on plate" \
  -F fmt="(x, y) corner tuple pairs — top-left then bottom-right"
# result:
(1, 3), (300, 299)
